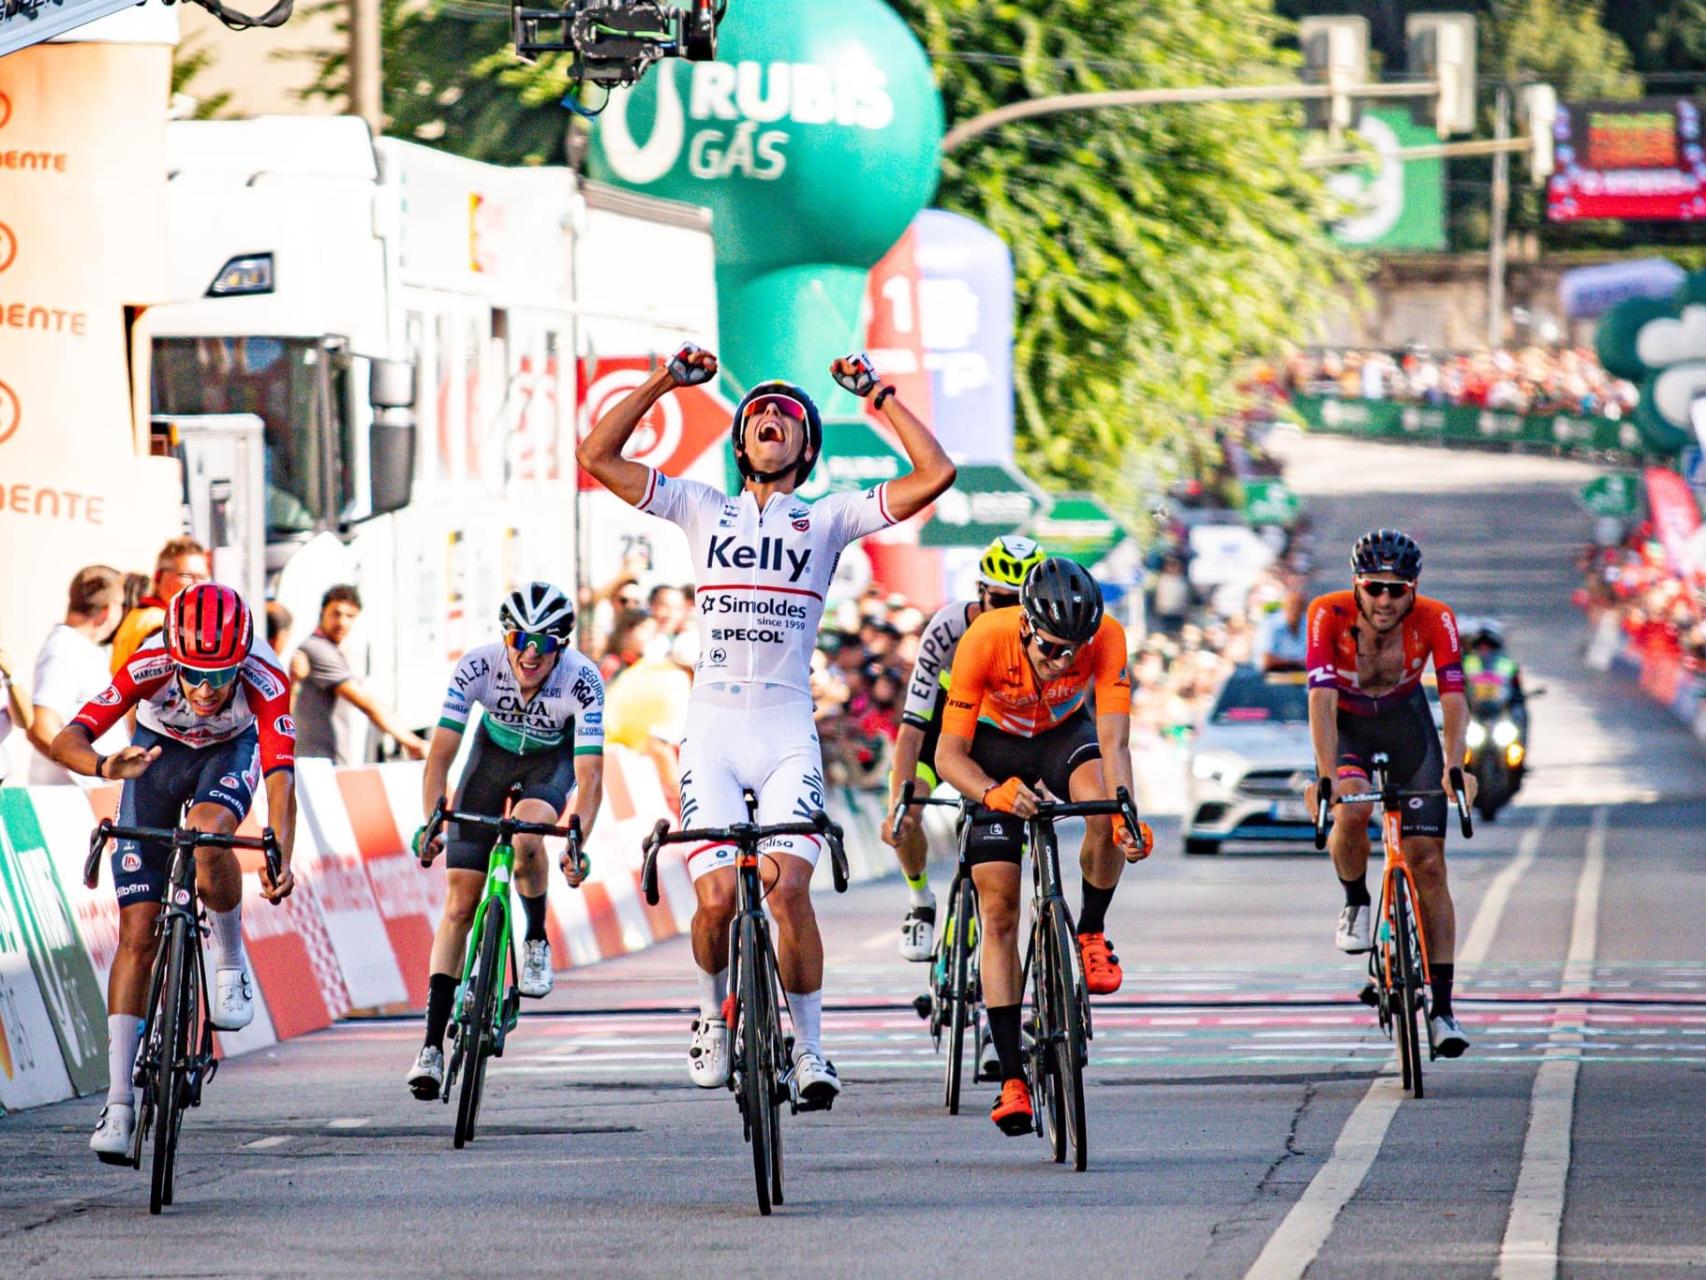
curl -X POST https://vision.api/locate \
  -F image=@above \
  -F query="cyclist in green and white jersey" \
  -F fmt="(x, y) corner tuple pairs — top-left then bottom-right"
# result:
(405, 582), (605, 1100)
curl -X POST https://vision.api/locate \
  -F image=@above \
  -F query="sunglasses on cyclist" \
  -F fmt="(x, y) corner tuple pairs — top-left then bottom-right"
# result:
(1357, 579), (1414, 599)
(506, 629), (566, 656)
(743, 393), (808, 424)
(1023, 620), (1079, 662)
(176, 662), (242, 691)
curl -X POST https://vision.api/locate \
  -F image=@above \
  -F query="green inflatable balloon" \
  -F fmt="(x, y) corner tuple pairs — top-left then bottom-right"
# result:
(1596, 271), (1706, 455)
(590, 0), (944, 420)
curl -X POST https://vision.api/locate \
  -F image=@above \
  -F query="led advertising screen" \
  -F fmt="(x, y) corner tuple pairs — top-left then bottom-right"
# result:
(1547, 99), (1706, 222)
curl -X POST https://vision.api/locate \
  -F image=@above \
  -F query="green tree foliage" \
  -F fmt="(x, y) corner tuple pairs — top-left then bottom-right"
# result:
(172, 36), (234, 119)
(1484, 0), (1639, 98)
(885, 0), (1355, 493)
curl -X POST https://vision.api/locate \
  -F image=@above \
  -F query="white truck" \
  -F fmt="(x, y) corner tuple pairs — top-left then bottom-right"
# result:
(147, 117), (719, 750)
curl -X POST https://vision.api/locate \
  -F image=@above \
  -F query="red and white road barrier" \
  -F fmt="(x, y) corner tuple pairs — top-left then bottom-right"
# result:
(0, 745), (896, 1113)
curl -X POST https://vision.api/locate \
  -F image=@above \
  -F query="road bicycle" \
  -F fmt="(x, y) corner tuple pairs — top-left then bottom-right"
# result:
(641, 796), (848, 1215)
(1017, 787), (1142, 1172)
(84, 818), (282, 1215)
(1314, 754), (1472, 1098)
(894, 781), (984, 1115)
(419, 792), (584, 1148)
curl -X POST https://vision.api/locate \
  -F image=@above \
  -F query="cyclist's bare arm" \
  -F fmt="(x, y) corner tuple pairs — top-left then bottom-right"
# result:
(261, 770), (298, 901)
(869, 387), (956, 521)
(1307, 687), (1340, 803)
(570, 755), (604, 840)
(421, 724), (463, 823)
(1095, 711), (1137, 798)
(578, 351), (715, 504)
(1439, 689), (1470, 794)
(934, 730), (994, 804)
(883, 723), (927, 845)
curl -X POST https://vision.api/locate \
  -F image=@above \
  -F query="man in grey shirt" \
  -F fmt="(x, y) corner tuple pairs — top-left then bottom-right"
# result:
(292, 585), (427, 764)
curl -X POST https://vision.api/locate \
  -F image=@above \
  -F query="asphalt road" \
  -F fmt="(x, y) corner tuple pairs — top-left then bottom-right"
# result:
(7, 435), (1706, 1278)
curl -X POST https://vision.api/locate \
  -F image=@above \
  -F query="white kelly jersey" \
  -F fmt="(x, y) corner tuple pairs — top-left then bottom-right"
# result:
(637, 468), (897, 696)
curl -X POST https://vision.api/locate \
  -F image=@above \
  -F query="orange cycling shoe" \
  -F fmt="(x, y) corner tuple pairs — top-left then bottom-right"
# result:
(991, 1079), (1033, 1135)
(1077, 932), (1123, 994)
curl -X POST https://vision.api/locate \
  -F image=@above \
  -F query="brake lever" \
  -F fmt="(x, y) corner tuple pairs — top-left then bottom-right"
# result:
(261, 828), (283, 887)
(419, 799), (448, 868)
(562, 814), (589, 887)
(84, 819), (113, 890)
(640, 818), (670, 907)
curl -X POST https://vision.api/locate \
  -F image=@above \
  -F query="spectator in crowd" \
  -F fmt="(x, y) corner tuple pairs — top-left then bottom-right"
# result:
(265, 601), (294, 655)
(1151, 555), (1191, 635)
(0, 629), (31, 786)
(121, 572), (152, 614)
(578, 553), (649, 659)
(110, 536), (210, 672)
(604, 632), (694, 811)
(1256, 575), (1309, 671)
(599, 607), (657, 682)
(291, 584), (427, 764)
(648, 583), (691, 639)
(26, 566), (127, 787)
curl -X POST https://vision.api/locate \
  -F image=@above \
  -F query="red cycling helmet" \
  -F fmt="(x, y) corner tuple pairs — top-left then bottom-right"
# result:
(164, 583), (253, 670)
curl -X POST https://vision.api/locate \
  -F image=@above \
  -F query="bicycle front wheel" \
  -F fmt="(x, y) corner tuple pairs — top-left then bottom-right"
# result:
(738, 913), (778, 1215)
(1047, 904), (1089, 1171)
(150, 921), (190, 1214)
(1392, 879), (1425, 1099)
(944, 877), (975, 1114)
(455, 902), (504, 1148)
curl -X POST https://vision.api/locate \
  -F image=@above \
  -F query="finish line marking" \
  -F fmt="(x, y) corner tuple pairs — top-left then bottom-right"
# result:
(1497, 804), (1606, 1280)
(1243, 806), (1573, 1280)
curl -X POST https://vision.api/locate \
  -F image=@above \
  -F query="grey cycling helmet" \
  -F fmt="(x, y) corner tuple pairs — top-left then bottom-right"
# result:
(1350, 528), (1422, 581)
(499, 581), (576, 638)
(1020, 557), (1105, 644)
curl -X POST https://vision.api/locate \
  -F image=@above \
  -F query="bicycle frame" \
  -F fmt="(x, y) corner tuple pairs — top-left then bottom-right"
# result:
(454, 839), (520, 1050)
(1368, 772), (1432, 1007)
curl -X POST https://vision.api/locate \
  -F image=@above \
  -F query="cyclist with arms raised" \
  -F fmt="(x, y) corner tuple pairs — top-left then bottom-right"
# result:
(406, 583), (605, 1099)
(577, 344), (955, 1108)
(1301, 529), (1476, 1057)
(935, 558), (1152, 1136)
(52, 584), (297, 1161)
(883, 534), (1044, 962)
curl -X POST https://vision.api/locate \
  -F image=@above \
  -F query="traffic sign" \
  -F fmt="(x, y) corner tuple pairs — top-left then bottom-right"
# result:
(1026, 492), (1129, 566)
(796, 419), (907, 500)
(1578, 473), (1638, 517)
(920, 461), (1047, 548)
(1243, 479), (1301, 527)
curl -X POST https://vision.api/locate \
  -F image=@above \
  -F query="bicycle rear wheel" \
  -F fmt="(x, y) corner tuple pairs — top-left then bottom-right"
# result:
(1047, 904), (1089, 1171)
(944, 877), (975, 1114)
(150, 921), (190, 1214)
(455, 903), (504, 1148)
(738, 913), (778, 1215)
(1392, 880), (1425, 1098)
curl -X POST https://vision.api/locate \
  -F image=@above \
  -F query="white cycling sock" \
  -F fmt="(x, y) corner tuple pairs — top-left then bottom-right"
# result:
(106, 1014), (141, 1106)
(906, 875), (934, 909)
(786, 989), (823, 1058)
(207, 906), (245, 971)
(696, 965), (727, 1021)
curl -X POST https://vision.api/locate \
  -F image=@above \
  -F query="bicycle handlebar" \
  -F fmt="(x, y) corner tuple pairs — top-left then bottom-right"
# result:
(889, 779), (964, 831)
(85, 820), (283, 891)
(1028, 786), (1142, 834)
(1310, 762), (1473, 849)
(640, 809), (848, 905)
(419, 800), (585, 876)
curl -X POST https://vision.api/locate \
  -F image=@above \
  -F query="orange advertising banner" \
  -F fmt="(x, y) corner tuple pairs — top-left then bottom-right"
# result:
(0, 41), (181, 682)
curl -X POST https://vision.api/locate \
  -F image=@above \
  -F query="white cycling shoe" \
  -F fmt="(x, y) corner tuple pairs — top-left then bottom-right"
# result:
(790, 1048), (841, 1111)
(688, 1017), (730, 1088)
(519, 939), (554, 998)
(212, 967), (256, 1030)
(1335, 904), (1372, 954)
(407, 1044), (444, 1100)
(900, 899), (936, 963)
(90, 1102), (134, 1164)
(1430, 1013), (1470, 1058)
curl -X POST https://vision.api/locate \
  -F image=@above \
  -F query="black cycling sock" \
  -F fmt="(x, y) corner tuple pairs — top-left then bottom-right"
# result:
(1431, 962), (1455, 1019)
(1077, 881), (1116, 936)
(985, 1003), (1025, 1082)
(424, 972), (457, 1049)
(1340, 875), (1372, 909)
(520, 891), (549, 943)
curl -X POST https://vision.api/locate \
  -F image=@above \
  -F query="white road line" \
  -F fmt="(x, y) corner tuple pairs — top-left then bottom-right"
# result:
(1459, 807), (1555, 968)
(327, 1117), (372, 1129)
(1244, 806), (1567, 1280)
(1242, 1074), (1403, 1280)
(1497, 804), (1606, 1280)
(244, 1135), (291, 1149)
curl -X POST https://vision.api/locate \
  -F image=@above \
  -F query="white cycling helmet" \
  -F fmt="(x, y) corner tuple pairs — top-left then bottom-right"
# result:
(499, 581), (576, 638)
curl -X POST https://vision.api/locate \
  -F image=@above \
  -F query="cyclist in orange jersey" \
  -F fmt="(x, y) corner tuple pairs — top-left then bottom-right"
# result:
(1302, 529), (1477, 1058)
(936, 558), (1153, 1136)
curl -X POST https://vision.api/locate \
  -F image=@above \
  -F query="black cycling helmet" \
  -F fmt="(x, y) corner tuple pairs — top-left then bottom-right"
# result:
(1020, 557), (1105, 644)
(731, 380), (822, 487)
(1350, 528), (1422, 581)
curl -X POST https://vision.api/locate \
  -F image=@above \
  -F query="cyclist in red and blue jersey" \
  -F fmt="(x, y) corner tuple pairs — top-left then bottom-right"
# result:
(52, 583), (297, 1161)
(1302, 529), (1475, 1057)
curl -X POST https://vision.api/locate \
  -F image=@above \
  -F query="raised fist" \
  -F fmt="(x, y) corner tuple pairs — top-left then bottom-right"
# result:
(830, 352), (879, 398)
(668, 343), (718, 387)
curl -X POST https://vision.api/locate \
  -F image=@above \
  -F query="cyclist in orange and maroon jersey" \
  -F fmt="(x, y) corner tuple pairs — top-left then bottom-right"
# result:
(1302, 529), (1476, 1058)
(936, 558), (1153, 1137)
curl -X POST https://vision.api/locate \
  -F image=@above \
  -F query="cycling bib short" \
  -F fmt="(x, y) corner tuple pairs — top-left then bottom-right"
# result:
(445, 723), (579, 873)
(1334, 686), (1446, 838)
(962, 708), (1101, 867)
